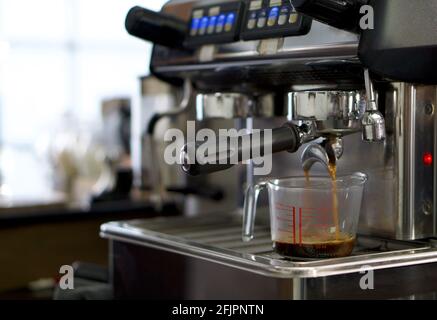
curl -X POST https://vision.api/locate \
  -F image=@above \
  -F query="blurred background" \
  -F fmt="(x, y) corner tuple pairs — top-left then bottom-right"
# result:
(0, 0), (167, 203)
(0, 0), (171, 299)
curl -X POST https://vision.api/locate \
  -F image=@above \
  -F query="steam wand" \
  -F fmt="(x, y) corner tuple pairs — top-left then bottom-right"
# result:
(362, 69), (386, 142)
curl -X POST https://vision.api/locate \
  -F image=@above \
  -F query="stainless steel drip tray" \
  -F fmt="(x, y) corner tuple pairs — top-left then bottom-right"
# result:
(100, 215), (437, 279)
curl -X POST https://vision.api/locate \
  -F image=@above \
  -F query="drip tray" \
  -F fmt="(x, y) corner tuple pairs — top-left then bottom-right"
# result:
(101, 215), (437, 279)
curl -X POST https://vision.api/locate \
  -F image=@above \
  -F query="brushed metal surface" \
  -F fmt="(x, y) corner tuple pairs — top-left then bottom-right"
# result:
(101, 215), (437, 279)
(288, 90), (364, 134)
(196, 93), (276, 120)
(357, 84), (436, 239)
(261, 84), (436, 240)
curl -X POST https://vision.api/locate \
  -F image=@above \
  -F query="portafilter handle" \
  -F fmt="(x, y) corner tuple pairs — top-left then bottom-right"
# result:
(180, 123), (311, 176)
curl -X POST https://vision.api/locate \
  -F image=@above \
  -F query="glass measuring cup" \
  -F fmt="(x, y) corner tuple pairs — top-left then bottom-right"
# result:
(243, 173), (367, 258)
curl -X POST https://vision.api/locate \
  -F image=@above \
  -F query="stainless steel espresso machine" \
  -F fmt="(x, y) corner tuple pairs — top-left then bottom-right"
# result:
(101, 0), (437, 299)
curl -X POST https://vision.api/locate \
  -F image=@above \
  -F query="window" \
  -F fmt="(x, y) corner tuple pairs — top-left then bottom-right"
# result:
(0, 0), (167, 147)
(0, 0), (167, 200)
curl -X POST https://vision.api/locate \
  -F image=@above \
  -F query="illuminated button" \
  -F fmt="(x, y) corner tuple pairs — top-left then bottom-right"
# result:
(257, 17), (266, 28)
(254, 9), (266, 28)
(267, 17), (277, 27)
(269, 7), (279, 17)
(247, 19), (256, 29)
(423, 152), (433, 166)
(267, 7), (279, 27)
(226, 13), (235, 25)
(289, 13), (299, 24)
(278, 14), (287, 25)
(280, 6), (289, 14)
(199, 17), (209, 35)
(190, 18), (200, 36)
(247, 11), (257, 29)
(216, 14), (226, 33)
(258, 9), (267, 18)
(224, 13), (235, 32)
(207, 16), (217, 34)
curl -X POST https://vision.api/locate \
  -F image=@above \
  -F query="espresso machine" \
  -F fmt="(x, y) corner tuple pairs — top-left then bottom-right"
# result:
(101, 0), (437, 299)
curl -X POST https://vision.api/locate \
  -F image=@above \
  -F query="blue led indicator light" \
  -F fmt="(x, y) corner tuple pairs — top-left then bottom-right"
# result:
(217, 14), (226, 26)
(269, 7), (279, 17)
(191, 18), (200, 30)
(226, 13), (235, 24)
(200, 17), (209, 28)
(208, 16), (217, 27)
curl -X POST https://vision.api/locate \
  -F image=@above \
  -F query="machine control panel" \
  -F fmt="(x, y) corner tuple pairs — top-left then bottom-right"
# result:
(240, 0), (311, 40)
(185, 2), (244, 47)
(185, 0), (312, 46)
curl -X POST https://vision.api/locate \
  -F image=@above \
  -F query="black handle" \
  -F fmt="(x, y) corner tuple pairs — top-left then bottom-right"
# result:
(291, 0), (367, 32)
(125, 6), (187, 49)
(181, 125), (301, 176)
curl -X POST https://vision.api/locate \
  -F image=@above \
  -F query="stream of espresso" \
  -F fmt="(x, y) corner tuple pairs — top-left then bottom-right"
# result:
(304, 165), (339, 240)
(328, 162), (340, 240)
(304, 163), (340, 241)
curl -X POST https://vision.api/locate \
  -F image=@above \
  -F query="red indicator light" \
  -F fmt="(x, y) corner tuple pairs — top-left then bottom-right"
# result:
(423, 152), (433, 166)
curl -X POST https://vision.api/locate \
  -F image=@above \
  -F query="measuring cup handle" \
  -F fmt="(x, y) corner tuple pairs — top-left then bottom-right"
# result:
(243, 182), (267, 242)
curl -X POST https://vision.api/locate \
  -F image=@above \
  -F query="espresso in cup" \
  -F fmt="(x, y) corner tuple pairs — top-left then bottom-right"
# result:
(274, 234), (356, 259)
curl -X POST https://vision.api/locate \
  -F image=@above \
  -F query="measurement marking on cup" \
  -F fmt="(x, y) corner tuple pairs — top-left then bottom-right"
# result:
(299, 207), (302, 245)
(302, 217), (332, 222)
(275, 203), (339, 245)
(275, 203), (294, 208)
(307, 223), (333, 228)
(276, 217), (293, 222)
(301, 214), (331, 218)
(302, 208), (332, 213)
(293, 207), (296, 244)
(276, 203), (331, 212)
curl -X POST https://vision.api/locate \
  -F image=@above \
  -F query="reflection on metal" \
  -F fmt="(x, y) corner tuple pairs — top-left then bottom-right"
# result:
(196, 93), (276, 120)
(362, 69), (386, 142)
(301, 138), (344, 172)
(101, 215), (437, 279)
(288, 90), (365, 136)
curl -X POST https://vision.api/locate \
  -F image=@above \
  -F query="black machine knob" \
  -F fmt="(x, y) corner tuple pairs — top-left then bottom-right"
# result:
(125, 6), (187, 49)
(291, 0), (367, 32)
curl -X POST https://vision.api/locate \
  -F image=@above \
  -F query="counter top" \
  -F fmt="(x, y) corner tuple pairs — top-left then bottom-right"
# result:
(0, 199), (180, 228)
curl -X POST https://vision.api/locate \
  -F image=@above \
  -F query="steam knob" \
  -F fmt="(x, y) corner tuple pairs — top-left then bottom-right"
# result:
(125, 6), (187, 49)
(291, 0), (366, 32)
